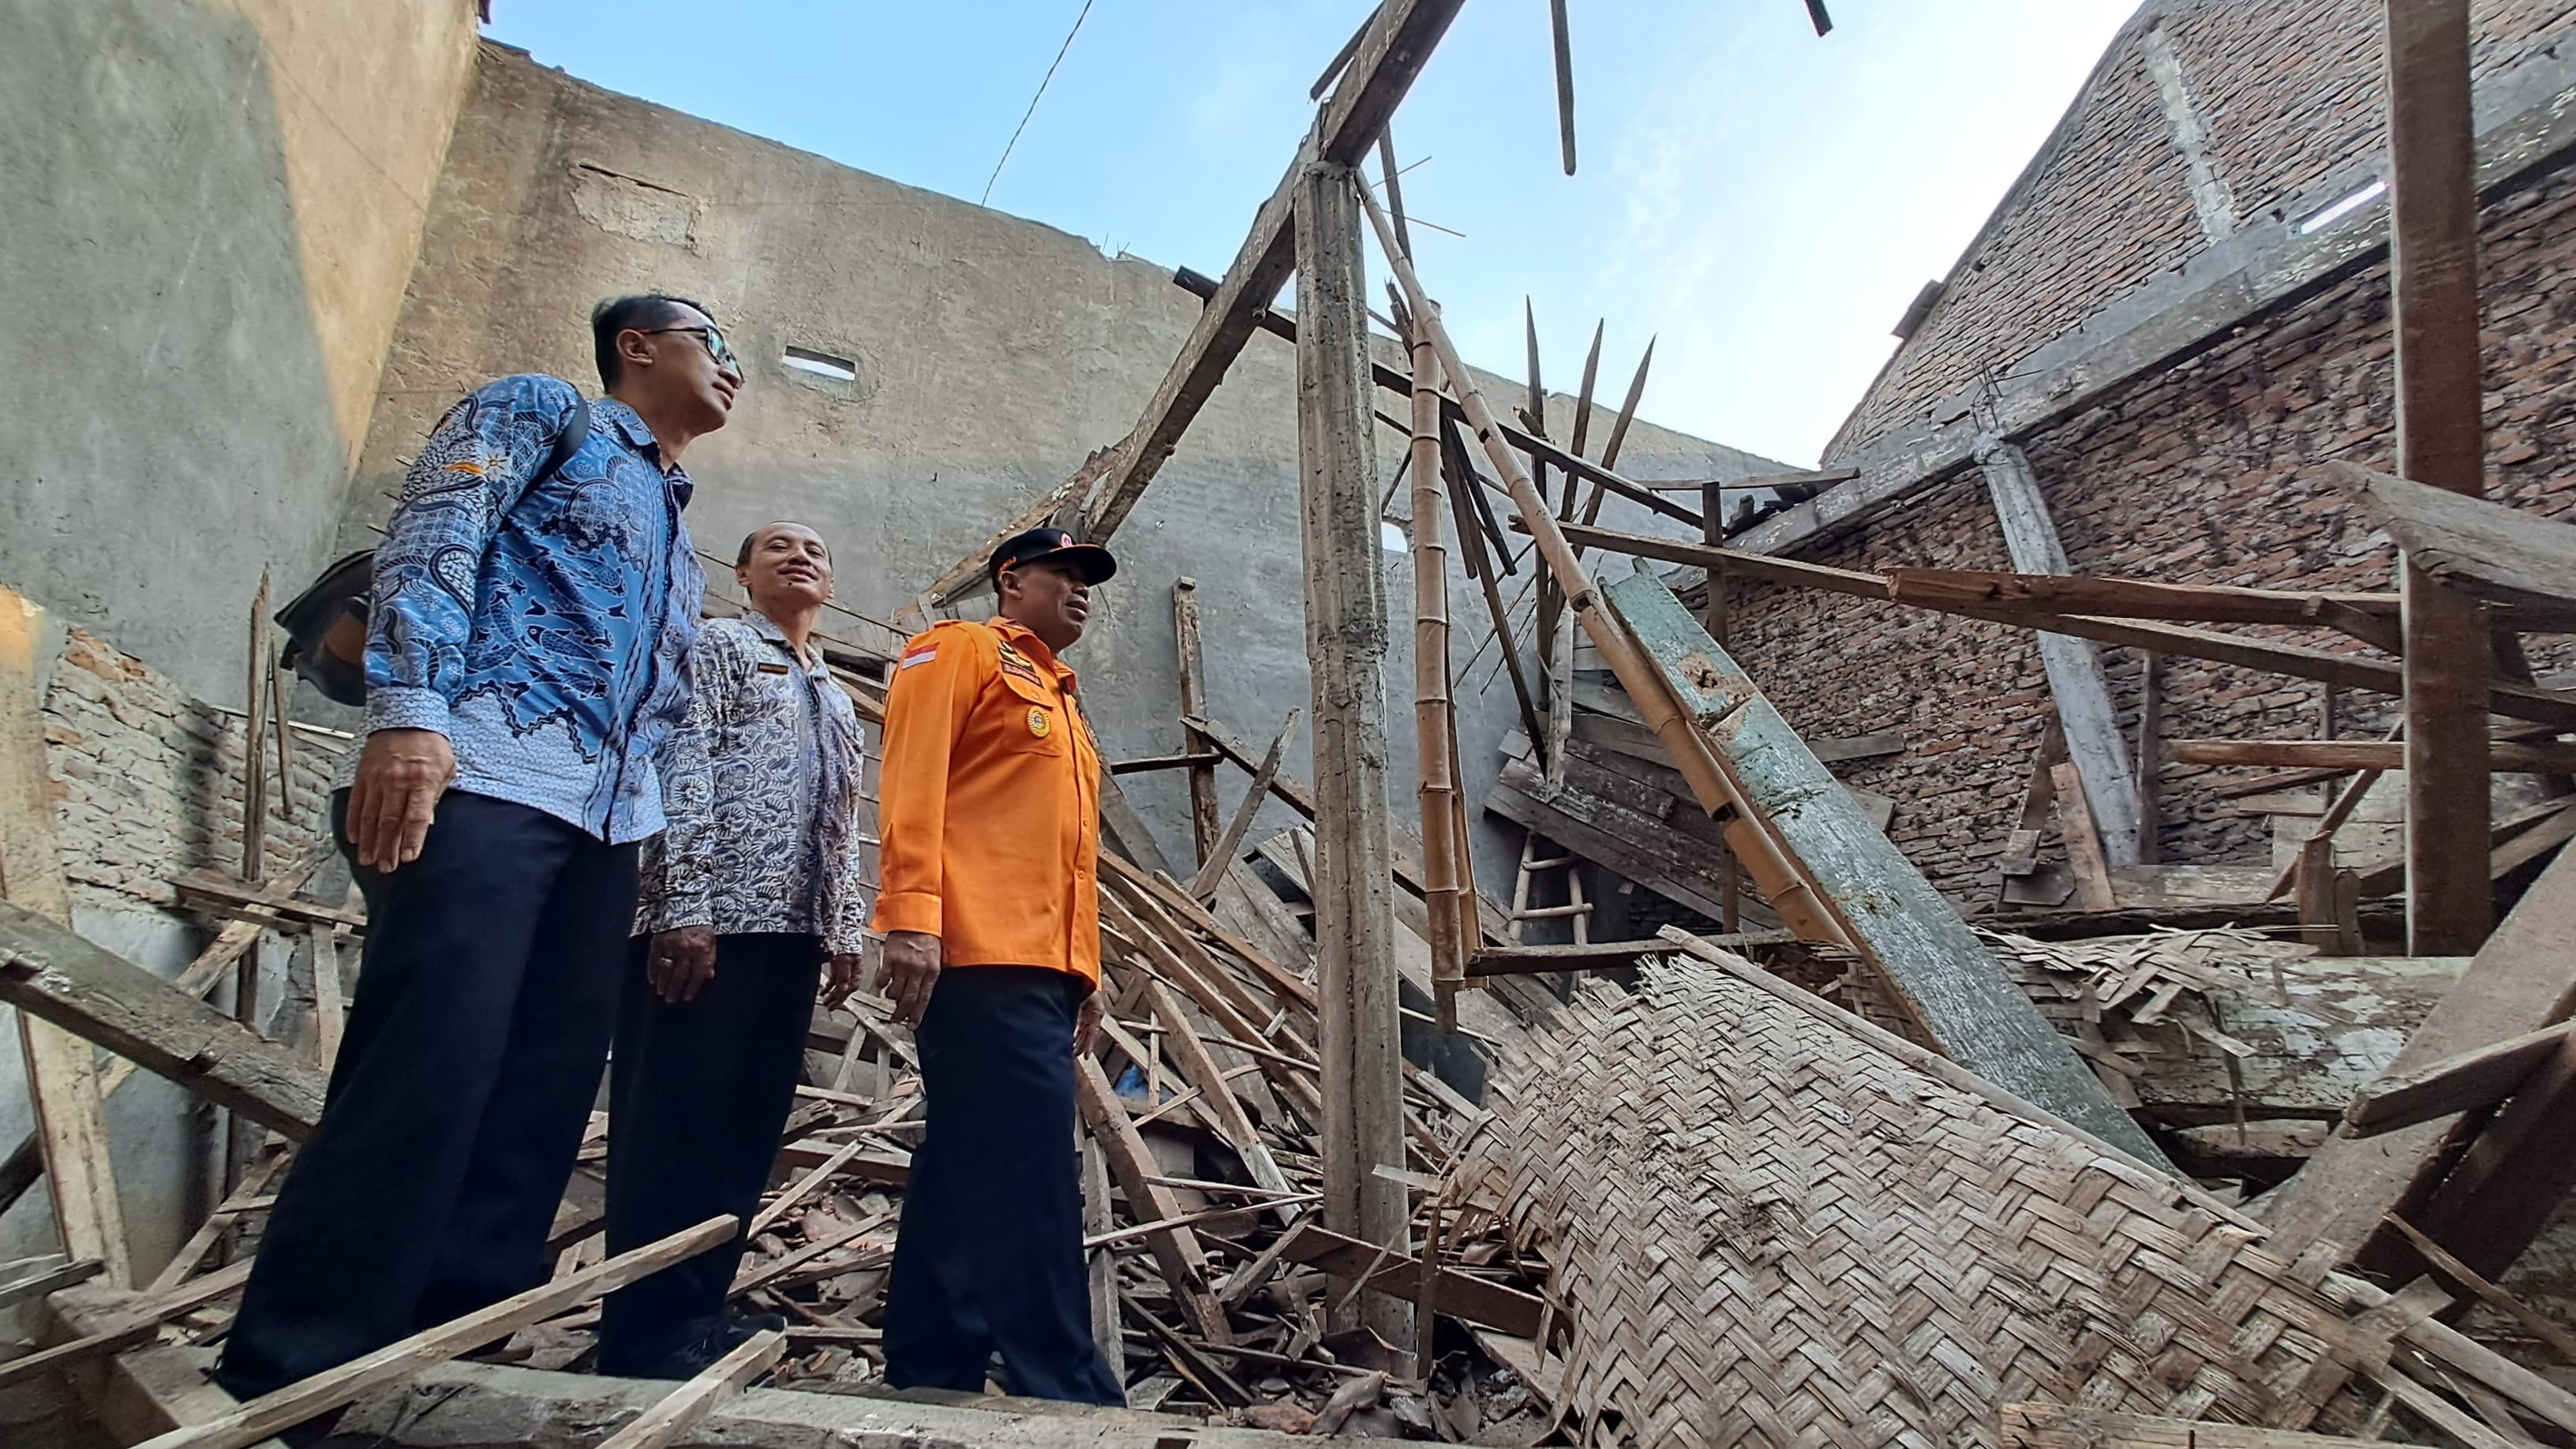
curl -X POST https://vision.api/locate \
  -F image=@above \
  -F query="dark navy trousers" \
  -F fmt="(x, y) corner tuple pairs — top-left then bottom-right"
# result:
(217, 791), (635, 1399)
(883, 965), (1123, 1406)
(598, 930), (822, 1373)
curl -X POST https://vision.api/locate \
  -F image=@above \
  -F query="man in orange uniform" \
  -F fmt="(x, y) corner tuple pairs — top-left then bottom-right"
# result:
(871, 526), (1124, 1406)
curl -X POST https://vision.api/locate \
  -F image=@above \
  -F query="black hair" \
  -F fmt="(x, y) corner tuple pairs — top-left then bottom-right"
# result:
(736, 522), (828, 567)
(590, 294), (715, 390)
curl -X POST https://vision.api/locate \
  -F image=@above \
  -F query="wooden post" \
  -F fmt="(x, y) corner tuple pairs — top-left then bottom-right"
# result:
(1294, 158), (1410, 1345)
(1977, 440), (2141, 866)
(1702, 478), (1742, 928)
(2387, 0), (2494, 955)
(2135, 652), (2162, 865)
(1172, 578), (1224, 867)
(1404, 310), (1471, 1021)
(1080, 1131), (1123, 1383)
(0, 590), (129, 1286)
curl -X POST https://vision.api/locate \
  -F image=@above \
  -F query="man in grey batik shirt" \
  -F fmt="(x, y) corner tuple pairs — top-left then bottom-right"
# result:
(599, 519), (871, 1378)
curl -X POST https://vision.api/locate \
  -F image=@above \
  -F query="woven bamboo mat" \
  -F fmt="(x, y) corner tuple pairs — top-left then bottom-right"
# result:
(1452, 950), (2383, 1449)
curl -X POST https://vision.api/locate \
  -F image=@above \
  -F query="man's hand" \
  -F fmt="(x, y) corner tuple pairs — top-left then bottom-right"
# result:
(649, 926), (718, 1004)
(1074, 987), (1104, 1057)
(348, 728), (456, 871)
(822, 950), (864, 1009)
(875, 930), (942, 1028)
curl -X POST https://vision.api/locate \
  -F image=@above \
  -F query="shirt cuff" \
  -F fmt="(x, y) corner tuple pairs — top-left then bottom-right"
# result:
(871, 889), (942, 938)
(365, 686), (454, 737)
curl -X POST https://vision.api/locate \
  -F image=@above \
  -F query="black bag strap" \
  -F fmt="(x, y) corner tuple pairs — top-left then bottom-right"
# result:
(541, 397), (593, 483)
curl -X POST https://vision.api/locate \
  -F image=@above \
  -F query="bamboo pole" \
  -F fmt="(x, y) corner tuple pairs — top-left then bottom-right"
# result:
(1404, 309), (1470, 1026)
(1357, 178), (1850, 950)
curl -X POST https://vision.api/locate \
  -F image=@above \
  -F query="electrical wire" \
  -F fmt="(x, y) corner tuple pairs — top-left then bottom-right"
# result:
(980, 0), (1098, 207)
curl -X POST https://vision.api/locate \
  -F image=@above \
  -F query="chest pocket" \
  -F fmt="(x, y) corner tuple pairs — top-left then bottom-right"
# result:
(994, 668), (1067, 757)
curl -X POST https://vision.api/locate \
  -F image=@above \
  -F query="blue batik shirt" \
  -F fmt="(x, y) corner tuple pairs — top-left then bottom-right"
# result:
(349, 375), (706, 843)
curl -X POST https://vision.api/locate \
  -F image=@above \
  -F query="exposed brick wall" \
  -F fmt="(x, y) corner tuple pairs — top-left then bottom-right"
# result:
(1732, 154), (2576, 904)
(1826, 0), (2576, 459)
(43, 628), (340, 917)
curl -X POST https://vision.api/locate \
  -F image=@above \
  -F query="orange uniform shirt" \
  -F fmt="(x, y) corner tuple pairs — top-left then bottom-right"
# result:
(871, 618), (1102, 985)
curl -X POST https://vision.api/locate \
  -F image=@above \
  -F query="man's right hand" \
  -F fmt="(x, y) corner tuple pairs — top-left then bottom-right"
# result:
(348, 728), (456, 871)
(649, 926), (720, 1004)
(875, 930), (942, 1028)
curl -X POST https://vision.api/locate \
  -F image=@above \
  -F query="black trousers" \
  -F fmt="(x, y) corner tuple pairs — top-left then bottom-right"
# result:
(598, 930), (822, 1372)
(884, 966), (1122, 1406)
(216, 791), (636, 1399)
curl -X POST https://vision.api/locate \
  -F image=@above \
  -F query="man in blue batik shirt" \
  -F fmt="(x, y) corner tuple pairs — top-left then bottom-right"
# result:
(218, 294), (739, 1408)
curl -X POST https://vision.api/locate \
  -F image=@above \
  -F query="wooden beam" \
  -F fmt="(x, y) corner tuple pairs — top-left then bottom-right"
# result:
(1107, 751), (1222, 776)
(1294, 160), (1410, 1346)
(2268, 844), (2576, 1272)
(0, 587), (128, 1286)
(1184, 710), (1297, 901)
(1276, 1222), (1544, 1338)
(0, 1258), (252, 1392)
(2051, 762), (2117, 912)
(1080, 0), (1463, 542)
(2346, 1020), (2576, 1136)
(1886, 567), (2402, 627)
(2402, 1026), (2576, 1280)
(129, 1217), (734, 1449)
(2342, 461), (2576, 628)
(1467, 933), (1791, 977)
(1979, 440), (2140, 864)
(1171, 578), (1223, 865)
(1554, 518), (2576, 728)
(1610, 571), (2170, 1165)
(1402, 305), (1473, 1005)
(0, 1255), (99, 1311)
(2169, 738), (2576, 773)
(0, 900), (328, 1139)
(1092, 766), (1179, 880)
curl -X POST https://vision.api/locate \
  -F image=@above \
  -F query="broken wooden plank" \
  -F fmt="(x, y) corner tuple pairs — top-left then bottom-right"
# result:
(1607, 571), (2169, 1165)
(2001, 1403), (2398, 1449)
(0, 1258), (252, 1392)
(1092, 766), (1179, 880)
(1276, 1222), (1544, 1338)
(0, 900), (328, 1138)
(2052, 762), (2118, 912)
(2346, 1020), (2576, 1136)
(1072, 1053), (1233, 1345)
(2269, 844), (2576, 1272)
(2401, 1025), (2576, 1282)
(594, 1328), (784, 1449)
(1171, 578), (1224, 865)
(131, 1216), (734, 1449)
(1184, 710), (1297, 900)
(0, 1255), (100, 1311)
(1106, 751), (1223, 776)
(2342, 460), (2576, 630)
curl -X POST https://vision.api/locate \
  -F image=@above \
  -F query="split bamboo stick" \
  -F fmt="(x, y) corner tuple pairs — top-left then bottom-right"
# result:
(1404, 309), (1470, 1025)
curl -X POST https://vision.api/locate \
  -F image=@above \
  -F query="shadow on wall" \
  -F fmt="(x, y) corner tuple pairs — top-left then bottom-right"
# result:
(0, 0), (352, 707)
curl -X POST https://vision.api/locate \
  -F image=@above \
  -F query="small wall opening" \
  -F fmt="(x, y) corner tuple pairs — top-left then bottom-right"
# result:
(1381, 520), (1409, 552)
(2297, 178), (2387, 236)
(782, 346), (859, 383)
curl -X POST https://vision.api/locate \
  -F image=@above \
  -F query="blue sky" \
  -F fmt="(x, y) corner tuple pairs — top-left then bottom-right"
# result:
(488, 1), (2140, 466)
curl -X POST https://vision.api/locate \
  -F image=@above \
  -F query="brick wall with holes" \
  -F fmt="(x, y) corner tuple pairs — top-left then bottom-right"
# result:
(1825, 0), (2575, 459)
(41, 628), (341, 918)
(1726, 153), (2576, 906)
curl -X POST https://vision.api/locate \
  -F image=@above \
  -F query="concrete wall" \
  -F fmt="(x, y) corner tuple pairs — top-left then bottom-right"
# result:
(0, 0), (477, 706)
(350, 42), (1788, 903)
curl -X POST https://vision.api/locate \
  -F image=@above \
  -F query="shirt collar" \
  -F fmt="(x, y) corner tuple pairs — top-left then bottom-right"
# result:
(988, 617), (1076, 690)
(744, 608), (821, 671)
(593, 398), (695, 508)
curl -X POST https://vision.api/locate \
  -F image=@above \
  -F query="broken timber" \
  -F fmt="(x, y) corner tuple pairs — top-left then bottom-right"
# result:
(1606, 570), (2170, 1164)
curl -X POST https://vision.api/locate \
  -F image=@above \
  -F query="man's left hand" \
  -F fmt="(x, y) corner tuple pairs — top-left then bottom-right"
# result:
(1074, 987), (1104, 1056)
(822, 951), (863, 1009)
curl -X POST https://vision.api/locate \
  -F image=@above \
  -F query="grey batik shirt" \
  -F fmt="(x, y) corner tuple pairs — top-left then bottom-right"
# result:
(637, 612), (869, 953)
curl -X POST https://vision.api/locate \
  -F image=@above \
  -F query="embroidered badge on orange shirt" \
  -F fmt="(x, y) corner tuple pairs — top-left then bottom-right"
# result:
(1027, 706), (1050, 739)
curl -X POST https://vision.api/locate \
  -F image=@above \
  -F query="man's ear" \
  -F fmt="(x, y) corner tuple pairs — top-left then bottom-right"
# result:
(618, 328), (657, 373)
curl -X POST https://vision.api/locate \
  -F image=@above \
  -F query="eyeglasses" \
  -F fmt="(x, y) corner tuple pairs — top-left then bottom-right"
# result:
(642, 324), (737, 372)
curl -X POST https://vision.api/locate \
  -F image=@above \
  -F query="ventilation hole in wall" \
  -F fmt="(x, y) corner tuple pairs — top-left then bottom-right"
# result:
(783, 346), (859, 382)
(2297, 178), (2387, 236)
(1381, 520), (1409, 552)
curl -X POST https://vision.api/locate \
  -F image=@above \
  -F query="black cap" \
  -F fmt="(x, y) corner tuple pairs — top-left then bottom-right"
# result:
(988, 526), (1118, 587)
